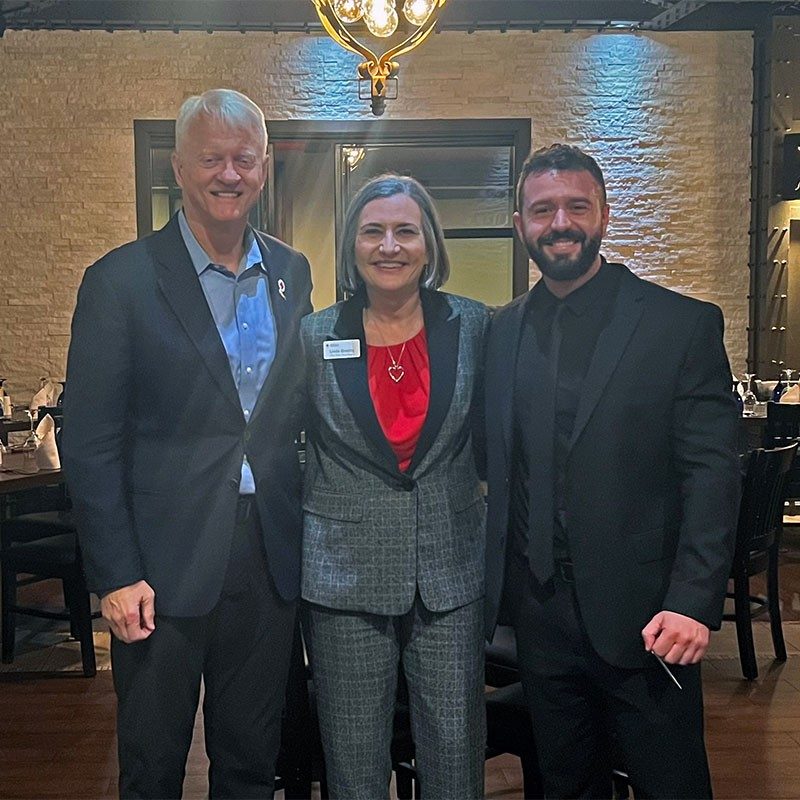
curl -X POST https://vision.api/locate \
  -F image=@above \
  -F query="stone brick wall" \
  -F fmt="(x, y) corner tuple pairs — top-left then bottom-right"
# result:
(0, 28), (752, 396)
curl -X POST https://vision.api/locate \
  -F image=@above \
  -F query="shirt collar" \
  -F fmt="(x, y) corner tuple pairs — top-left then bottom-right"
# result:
(538, 256), (613, 317)
(178, 210), (263, 277)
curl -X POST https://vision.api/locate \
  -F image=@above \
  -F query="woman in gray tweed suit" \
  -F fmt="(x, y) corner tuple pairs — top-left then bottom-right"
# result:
(300, 174), (488, 799)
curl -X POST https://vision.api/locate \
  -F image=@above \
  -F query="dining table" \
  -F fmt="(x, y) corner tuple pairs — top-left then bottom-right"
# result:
(739, 402), (768, 454)
(0, 450), (63, 495)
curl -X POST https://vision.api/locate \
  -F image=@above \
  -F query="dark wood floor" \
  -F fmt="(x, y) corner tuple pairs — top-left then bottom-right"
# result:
(3, 546), (800, 799)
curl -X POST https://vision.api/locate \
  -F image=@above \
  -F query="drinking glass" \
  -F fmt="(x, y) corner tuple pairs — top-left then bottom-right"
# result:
(780, 368), (794, 398)
(741, 372), (757, 416)
(20, 411), (39, 473)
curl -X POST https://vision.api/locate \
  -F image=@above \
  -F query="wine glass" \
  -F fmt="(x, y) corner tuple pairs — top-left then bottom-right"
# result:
(780, 368), (794, 398)
(741, 372), (757, 416)
(21, 410), (39, 473)
(732, 374), (744, 413)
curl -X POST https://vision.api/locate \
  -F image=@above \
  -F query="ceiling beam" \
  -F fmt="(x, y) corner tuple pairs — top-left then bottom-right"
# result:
(643, 1), (707, 29)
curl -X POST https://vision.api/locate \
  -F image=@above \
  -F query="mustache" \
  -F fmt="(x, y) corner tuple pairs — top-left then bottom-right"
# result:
(538, 231), (585, 245)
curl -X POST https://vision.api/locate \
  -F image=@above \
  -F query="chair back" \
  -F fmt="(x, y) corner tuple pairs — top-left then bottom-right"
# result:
(764, 401), (800, 444)
(763, 403), (800, 500)
(735, 443), (798, 559)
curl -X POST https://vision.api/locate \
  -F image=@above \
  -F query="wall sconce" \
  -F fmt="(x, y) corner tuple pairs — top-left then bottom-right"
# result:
(312, 0), (448, 116)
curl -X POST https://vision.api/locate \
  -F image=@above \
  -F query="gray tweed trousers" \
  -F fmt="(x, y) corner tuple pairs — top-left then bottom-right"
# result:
(306, 596), (486, 799)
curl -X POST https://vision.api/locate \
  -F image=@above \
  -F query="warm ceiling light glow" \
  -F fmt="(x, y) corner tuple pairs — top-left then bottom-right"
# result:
(342, 145), (367, 170)
(403, 0), (435, 26)
(363, 0), (398, 38)
(312, 0), (448, 115)
(332, 0), (364, 24)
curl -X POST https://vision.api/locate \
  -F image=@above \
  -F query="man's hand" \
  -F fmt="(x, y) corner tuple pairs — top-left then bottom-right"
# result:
(641, 610), (709, 665)
(101, 580), (156, 643)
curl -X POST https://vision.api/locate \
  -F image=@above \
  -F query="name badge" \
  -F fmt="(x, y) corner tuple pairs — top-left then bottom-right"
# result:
(323, 339), (361, 360)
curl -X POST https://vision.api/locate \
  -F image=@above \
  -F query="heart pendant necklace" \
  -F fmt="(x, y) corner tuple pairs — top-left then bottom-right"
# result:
(365, 307), (419, 384)
(386, 341), (407, 383)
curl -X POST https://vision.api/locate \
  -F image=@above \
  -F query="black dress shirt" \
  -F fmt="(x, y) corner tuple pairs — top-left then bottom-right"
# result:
(511, 258), (622, 566)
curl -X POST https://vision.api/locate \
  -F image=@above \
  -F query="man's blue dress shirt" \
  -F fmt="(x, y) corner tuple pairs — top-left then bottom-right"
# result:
(178, 210), (276, 494)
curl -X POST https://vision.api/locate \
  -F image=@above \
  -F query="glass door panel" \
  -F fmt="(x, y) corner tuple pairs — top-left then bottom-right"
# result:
(337, 143), (515, 307)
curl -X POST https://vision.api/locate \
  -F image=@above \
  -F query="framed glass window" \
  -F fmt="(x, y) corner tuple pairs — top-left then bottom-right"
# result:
(134, 118), (530, 308)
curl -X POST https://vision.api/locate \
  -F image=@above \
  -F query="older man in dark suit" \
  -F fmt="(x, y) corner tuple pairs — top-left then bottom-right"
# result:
(62, 89), (312, 798)
(484, 144), (740, 798)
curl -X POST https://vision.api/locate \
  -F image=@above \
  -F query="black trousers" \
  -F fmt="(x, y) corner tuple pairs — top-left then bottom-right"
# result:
(111, 497), (297, 799)
(506, 553), (712, 800)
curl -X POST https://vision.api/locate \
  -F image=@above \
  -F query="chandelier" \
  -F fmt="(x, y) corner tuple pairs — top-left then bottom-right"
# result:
(312, 0), (448, 116)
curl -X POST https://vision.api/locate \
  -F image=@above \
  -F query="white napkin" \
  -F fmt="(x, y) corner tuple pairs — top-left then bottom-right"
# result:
(30, 381), (57, 414)
(779, 384), (800, 404)
(34, 414), (60, 470)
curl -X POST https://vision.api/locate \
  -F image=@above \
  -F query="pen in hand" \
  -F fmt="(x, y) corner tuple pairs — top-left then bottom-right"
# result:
(651, 651), (683, 690)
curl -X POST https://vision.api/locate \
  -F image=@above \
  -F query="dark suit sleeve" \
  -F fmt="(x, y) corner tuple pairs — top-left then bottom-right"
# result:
(470, 307), (491, 481)
(661, 303), (740, 629)
(292, 255), (314, 436)
(62, 262), (144, 595)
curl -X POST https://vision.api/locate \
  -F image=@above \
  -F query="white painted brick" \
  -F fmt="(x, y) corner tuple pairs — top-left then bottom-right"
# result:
(0, 28), (752, 393)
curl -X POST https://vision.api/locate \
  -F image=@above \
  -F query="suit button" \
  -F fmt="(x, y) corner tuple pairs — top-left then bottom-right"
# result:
(244, 431), (252, 444)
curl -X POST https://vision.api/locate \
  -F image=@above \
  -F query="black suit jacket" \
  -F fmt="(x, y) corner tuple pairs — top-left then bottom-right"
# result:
(62, 215), (313, 615)
(484, 262), (741, 667)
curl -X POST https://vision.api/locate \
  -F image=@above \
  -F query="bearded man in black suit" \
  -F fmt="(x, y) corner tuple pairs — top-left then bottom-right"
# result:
(484, 144), (740, 798)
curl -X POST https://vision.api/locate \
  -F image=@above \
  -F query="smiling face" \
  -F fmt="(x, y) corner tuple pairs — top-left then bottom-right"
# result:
(514, 168), (609, 287)
(354, 193), (429, 300)
(171, 115), (267, 237)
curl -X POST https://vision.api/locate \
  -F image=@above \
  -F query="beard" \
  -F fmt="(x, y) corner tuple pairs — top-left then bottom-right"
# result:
(523, 229), (602, 282)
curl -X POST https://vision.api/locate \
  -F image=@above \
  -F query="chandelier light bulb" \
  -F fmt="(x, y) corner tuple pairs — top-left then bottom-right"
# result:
(402, 0), (436, 26)
(332, 0), (364, 24)
(364, 0), (398, 37)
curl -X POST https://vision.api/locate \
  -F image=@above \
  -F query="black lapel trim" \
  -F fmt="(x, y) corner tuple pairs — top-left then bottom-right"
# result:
(568, 265), (646, 449)
(150, 215), (241, 415)
(407, 289), (459, 473)
(330, 290), (399, 470)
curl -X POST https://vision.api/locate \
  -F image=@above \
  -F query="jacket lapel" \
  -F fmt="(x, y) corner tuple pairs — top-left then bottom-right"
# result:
(150, 216), (241, 415)
(249, 232), (292, 422)
(407, 290), (459, 473)
(488, 293), (529, 472)
(331, 292), (400, 470)
(568, 266), (646, 449)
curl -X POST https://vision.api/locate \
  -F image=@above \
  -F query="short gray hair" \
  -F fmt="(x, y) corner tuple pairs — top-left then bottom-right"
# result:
(338, 174), (450, 294)
(175, 89), (267, 156)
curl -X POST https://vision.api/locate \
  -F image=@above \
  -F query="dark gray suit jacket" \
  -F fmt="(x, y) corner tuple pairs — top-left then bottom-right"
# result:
(62, 215), (313, 615)
(301, 289), (489, 615)
(484, 262), (741, 667)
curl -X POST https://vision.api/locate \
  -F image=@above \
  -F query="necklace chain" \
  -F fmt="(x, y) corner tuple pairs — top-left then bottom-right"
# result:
(367, 314), (412, 383)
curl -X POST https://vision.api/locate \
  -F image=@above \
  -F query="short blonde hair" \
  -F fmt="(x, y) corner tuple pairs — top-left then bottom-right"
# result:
(175, 89), (267, 156)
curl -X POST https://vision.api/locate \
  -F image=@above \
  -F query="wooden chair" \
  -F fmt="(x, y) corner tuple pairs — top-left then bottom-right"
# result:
(1, 517), (97, 676)
(763, 402), (800, 519)
(763, 401), (800, 445)
(724, 443), (798, 680)
(0, 413), (99, 677)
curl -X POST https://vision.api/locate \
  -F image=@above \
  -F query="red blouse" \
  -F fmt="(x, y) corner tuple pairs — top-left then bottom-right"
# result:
(367, 327), (430, 472)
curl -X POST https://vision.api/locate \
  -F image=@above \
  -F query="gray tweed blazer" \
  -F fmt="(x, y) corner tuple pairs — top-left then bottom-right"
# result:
(300, 288), (489, 615)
